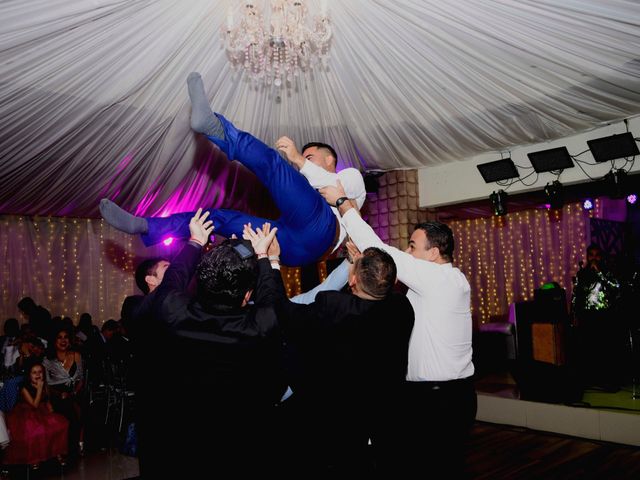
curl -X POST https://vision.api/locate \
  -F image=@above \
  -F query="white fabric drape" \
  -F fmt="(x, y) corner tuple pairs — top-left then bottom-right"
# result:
(1, 0), (640, 217)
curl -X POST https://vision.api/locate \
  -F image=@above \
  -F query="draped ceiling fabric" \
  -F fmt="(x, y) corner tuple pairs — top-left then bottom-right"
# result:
(1, 1), (640, 218)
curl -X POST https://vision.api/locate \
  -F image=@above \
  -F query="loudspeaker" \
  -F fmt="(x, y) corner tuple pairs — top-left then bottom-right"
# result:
(527, 147), (574, 173)
(533, 286), (569, 324)
(587, 132), (639, 163)
(477, 158), (520, 183)
(531, 323), (565, 365)
(511, 360), (583, 404)
(513, 300), (536, 360)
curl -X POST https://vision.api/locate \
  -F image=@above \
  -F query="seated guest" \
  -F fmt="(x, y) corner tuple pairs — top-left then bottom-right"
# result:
(6, 335), (45, 378)
(137, 209), (287, 478)
(43, 325), (84, 456)
(0, 318), (20, 375)
(3, 360), (69, 469)
(75, 313), (97, 343)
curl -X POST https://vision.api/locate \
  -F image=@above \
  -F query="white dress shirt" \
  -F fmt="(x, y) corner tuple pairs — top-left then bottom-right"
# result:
(342, 209), (474, 382)
(299, 161), (366, 251)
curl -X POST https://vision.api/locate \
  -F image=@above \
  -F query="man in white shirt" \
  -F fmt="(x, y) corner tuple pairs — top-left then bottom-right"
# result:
(99, 72), (365, 267)
(320, 180), (477, 475)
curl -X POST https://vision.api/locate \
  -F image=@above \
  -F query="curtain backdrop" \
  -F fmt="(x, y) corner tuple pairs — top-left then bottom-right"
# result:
(448, 201), (603, 326)
(2, 175), (611, 329)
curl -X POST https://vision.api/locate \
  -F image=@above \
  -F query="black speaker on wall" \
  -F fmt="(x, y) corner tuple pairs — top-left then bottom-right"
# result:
(477, 158), (520, 183)
(587, 132), (639, 163)
(527, 147), (574, 173)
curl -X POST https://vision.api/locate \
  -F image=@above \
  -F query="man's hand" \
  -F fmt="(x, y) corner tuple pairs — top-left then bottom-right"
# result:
(345, 239), (362, 264)
(262, 223), (281, 258)
(276, 136), (305, 168)
(319, 180), (348, 206)
(242, 222), (278, 256)
(188, 208), (214, 246)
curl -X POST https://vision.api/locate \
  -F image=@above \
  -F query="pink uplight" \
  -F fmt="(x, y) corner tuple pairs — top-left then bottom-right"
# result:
(162, 237), (174, 246)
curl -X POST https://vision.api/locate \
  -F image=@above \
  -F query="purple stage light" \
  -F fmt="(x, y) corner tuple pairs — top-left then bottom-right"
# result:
(162, 237), (174, 246)
(628, 194), (638, 205)
(544, 203), (551, 209)
(582, 199), (594, 210)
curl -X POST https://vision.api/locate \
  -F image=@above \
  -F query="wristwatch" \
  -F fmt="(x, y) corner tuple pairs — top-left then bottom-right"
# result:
(335, 197), (349, 208)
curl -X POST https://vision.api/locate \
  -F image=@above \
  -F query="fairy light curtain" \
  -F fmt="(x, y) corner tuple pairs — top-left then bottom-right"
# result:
(0, 213), (305, 324)
(448, 201), (607, 326)
(2, 1), (640, 219)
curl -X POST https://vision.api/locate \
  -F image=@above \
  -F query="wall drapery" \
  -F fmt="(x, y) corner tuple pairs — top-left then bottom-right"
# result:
(0, 184), (610, 329)
(449, 202), (595, 326)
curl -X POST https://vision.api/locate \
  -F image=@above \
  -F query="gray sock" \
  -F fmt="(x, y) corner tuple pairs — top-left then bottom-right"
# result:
(187, 72), (225, 139)
(99, 199), (148, 234)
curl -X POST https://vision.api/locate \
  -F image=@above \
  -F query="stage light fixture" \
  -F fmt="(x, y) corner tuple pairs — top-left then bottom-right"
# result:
(628, 193), (638, 205)
(477, 158), (520, 183)
(162, 237), (174, 246)
(587, 132), (639, 163)
(490, 190), (508, 216)
(603, 169), (628, 199)
(527, 147), (574, 173)
(544, 180), (564, 210)
(582, 199), (594, 211)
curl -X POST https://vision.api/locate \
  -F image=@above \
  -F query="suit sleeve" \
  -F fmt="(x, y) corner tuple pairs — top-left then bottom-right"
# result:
(252, 258), (281, 307)
(151, 242), (202, 324)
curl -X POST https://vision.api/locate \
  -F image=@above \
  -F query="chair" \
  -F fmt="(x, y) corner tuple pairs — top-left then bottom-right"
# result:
(103, 357), (136, 432)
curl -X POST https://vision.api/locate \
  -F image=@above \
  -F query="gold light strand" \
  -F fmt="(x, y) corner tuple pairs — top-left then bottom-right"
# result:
(1, 217), (10, 311)
(98, 219), (105, 318)
(475, 218), (485, 322)
(490, 215), (502, 319)
(73, 221), (82, 319)
(523, 210), (535, 295)
(61, 218), (69, 315)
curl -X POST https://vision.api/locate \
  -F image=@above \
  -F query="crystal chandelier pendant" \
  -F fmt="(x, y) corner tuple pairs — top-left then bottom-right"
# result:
(223, 0), (332, 90)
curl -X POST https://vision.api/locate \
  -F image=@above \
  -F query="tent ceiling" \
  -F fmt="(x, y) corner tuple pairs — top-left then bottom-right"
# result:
(1, 0), (640, 217)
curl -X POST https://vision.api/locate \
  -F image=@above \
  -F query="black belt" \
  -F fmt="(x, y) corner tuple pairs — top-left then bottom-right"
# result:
(407, 376), (474, 390)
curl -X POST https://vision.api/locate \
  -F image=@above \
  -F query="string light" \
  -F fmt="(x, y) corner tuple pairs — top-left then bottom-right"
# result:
(449, 200), (592, 324)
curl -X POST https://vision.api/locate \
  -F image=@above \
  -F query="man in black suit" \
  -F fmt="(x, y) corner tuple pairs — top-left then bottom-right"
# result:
(138, 210), (287, 478)
(243, 224), (414, 476)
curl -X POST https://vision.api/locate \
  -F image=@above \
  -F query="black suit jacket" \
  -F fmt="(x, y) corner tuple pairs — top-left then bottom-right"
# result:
(139, 243), (287, 477)
(271, 265), (414, 451)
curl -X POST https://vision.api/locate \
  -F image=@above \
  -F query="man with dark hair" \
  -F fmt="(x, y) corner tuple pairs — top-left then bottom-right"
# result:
(320, 182), (476, 476)
(244, 224), (414, 475)
(99, 72), (365, 267)
(120, 257), (169, 332)
(137, 209), (287, 477)
(17, 297), (51, 340)
(134, 257), (170, 295)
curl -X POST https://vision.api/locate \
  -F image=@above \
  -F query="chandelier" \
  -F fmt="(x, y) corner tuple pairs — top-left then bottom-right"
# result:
(223, 1), (332, 88)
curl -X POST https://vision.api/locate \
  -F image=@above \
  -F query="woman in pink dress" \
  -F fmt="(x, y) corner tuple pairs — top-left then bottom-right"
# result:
(3, 360), (69, 469)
